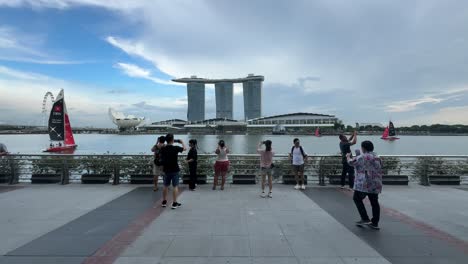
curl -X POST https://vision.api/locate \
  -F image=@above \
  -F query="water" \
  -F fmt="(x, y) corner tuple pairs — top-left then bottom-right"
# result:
(0, 134), (467, 155)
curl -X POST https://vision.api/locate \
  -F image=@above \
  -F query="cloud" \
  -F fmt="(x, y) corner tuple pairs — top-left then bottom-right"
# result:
(3, 1), (468, 125)
(386, 87), (468, 112)
(114, 62), (180, 86)
(0, 65), (188, 126)
(0, 26), (88, 64)
(431, 106), (468, 125)
(0, 0), (146, 10)
(107, 89), (130, 94)
(0, 65), (51, 80)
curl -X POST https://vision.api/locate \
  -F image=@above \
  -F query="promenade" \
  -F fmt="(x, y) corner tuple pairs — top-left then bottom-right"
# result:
(1, 184), (467, 264)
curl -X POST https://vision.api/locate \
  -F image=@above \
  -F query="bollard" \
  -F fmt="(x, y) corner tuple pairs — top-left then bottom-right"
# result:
(113, 161), (120, 185)
(61, 158), (70, 185)
(8, 156), (19, 185)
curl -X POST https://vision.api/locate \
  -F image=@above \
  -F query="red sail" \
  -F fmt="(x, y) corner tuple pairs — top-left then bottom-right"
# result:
(382, 127), (389, 138)
(64, 114), (75, 146)
(315, 127), (320, 136)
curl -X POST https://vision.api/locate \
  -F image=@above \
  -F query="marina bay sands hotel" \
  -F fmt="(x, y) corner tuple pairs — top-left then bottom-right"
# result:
(172, 74), (264, 121)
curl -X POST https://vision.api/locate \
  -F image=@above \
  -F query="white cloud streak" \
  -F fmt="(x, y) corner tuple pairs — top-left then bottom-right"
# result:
(0, 26), (89, 64)
(386, 87), (468, 113)
(114, 62), (181, 86)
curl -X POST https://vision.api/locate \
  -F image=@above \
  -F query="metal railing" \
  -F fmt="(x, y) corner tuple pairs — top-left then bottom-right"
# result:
(1, 154), (467, 185)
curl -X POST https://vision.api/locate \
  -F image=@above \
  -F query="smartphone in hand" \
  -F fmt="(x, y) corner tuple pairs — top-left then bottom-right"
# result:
(355, 149), (361, 156)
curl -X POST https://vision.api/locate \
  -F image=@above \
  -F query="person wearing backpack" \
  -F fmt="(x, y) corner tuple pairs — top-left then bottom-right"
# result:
(289, 138), (308, 190)
(151, 136), (166, 191)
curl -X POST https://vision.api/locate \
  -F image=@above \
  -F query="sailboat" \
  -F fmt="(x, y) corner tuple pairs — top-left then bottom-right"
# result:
(43, 89), (77, 152)
(314, 127), (322, 137)
(381, 121), (399, 141)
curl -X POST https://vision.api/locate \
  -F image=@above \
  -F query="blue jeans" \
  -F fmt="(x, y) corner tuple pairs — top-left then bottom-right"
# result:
(163, 172), (180, 187)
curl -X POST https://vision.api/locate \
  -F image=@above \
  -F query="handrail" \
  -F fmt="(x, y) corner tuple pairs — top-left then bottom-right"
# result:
(7, 153), (468, 158)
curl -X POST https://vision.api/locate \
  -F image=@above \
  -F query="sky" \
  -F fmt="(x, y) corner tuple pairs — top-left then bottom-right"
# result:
(1, 0), (468, 128)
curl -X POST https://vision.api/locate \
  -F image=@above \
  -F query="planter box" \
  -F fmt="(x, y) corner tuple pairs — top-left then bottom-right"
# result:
(182, 174), (207, 184)
(383, 175), (409, 185)
(130, 174), (154, 184)
(31, 174), (61, 184)
(0, 174), (10, 183)
(328, 175), (345, 185)
(232, 174), (256, 184)
(282, 174), (308, 185)
(429, 175), (460, 185)
(81, 174), (111, 184)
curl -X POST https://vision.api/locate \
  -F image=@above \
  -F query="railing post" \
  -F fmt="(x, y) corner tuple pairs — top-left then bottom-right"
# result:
(420, 157), (430, 186)
(8, 156), (19, 185)
(113, 160), (120, 185)
(61, 158), (69, 185)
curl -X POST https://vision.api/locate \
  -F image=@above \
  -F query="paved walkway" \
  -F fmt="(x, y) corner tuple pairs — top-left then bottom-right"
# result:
(0, 184), (467, 264)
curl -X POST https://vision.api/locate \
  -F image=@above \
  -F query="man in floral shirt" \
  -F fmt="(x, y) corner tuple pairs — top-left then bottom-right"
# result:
(347, 140), (383, 230)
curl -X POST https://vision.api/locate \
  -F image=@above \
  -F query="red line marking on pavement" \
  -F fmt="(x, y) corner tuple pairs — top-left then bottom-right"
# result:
(83, 189), (184, 264)
(0, 186), (23, 193)
(338, 188), (468, 255)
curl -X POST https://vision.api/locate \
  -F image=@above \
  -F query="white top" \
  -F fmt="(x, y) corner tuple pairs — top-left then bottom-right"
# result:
(292, 146), (306, 165)
(216, 147), (229, 161)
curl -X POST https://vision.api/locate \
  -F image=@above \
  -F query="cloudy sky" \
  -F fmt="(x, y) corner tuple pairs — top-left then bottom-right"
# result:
(1, 0), (468, 128)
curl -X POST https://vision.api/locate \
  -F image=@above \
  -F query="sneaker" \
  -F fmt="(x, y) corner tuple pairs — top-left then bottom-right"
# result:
(340, 186), (345, 189)
(294, 184), (300, 190)
(355, 220), (371, 226)
(301, 184), (306, 190)
(260, 192), (266, 198)
(162, 200), (167, 207)
(171, 202), (182, 209)
(268, 192), (273, 198)
(367, 222), (380, 230)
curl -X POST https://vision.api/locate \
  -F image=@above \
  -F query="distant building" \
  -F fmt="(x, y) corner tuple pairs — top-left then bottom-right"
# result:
(186, 81), (205, 121)
(185, 118), (247, 134)
(215, 82), (234, 119)
(108, 108), (145, 131)
(247, 113), (338, 127)
(149, 119), (187, 128)
(243, 75), (262, 121)
(173, 74), (264, 122)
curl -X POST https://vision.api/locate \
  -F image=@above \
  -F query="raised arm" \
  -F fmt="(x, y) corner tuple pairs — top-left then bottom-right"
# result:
(350, 131), (357, 146)
(179, 140), (187, 152)
(257, 142), (262, 153)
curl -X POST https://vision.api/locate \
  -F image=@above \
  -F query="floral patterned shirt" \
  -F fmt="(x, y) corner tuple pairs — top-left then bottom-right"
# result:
(348, 152), (383, 194)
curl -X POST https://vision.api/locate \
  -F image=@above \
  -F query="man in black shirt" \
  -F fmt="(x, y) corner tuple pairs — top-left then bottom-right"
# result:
(160, 133), (186, 209)
(339, 131), (357, 189)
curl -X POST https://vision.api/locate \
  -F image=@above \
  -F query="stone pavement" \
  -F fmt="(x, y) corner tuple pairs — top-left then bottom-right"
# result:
(0, 183), (467, 264)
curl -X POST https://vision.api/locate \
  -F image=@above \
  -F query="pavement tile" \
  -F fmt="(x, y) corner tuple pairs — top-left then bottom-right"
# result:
(341, 257), (392, 264)
(210, 236), (251, 257)
(249, 235), (294, 257)
(164, 235), (212, 257)
(252, 257), (300, 264)
(121, 235), (174, 257)
(286, 235), (337, 257)
(114, 257), (162, 264)
(298, 257), (345, 264)
(0, 256), (85, 264)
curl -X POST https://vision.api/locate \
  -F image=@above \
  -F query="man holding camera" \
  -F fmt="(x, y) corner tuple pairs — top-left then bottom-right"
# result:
(160, 134), (186, 209)
(339, 131), (357, 189)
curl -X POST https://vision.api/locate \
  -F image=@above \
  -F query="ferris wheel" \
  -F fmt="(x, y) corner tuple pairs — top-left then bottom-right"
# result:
(42, 91), (55, 128)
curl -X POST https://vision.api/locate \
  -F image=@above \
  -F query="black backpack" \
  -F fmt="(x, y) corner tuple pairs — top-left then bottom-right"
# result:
(154, 147), (163, 166)
(291, 146), (307, 158)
